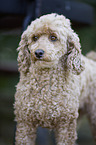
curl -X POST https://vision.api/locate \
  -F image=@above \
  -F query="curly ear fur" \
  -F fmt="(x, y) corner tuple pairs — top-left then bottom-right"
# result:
(64, 32), (84, 75)
(17, 33), (31, 74)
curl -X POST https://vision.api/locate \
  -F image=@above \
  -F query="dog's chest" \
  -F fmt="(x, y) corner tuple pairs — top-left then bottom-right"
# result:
(26, 68), (70, 124)
(16, 67), (79, 125)
(30, 67), (66, 99)
(26, 67), (79, 120)
(29, 68), (65, 104)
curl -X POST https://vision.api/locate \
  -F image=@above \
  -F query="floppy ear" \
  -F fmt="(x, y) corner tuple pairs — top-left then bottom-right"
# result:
(17, 33), (31, 74)
(64, 32), (84, 75)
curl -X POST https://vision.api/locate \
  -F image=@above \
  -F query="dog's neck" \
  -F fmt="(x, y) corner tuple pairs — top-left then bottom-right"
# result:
(29, 57), (69, 77)
(27, 62), (69, 95)
(29, 61), (67, 79)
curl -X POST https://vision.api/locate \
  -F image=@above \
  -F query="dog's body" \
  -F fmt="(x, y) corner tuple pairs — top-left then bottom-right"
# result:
(14, 14), (96, 145)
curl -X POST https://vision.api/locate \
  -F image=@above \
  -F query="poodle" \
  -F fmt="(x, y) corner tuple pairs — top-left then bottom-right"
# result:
(14, 13), (96, 145)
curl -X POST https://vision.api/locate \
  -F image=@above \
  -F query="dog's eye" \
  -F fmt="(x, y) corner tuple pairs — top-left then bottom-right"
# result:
(50, 35), (57, 41)
(32, 36), (39, 42)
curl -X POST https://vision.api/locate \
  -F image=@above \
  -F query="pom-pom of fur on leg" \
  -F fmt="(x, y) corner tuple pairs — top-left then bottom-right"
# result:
(14, 13), (96, 145)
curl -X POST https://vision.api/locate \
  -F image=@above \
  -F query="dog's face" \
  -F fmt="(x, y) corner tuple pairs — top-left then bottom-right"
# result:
(18, 14), (84, 74)
(25, 14), (70, 68)
(28, 27), (67, 68)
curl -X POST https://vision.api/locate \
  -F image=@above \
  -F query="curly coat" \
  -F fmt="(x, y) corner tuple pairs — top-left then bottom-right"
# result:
(14, 13), (96, 145)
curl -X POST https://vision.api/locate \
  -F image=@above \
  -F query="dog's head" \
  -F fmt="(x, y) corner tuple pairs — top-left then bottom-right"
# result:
(17, 13), (84, 74)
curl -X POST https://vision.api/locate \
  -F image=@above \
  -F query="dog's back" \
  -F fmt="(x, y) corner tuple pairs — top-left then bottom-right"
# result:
(86, 51), (96, 61)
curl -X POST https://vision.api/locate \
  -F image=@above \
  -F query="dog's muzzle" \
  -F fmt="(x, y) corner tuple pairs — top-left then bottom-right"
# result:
(35, 49), (44, 59)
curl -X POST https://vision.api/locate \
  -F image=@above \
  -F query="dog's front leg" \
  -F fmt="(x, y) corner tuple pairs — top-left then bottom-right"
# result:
(15, 122), (37, 145)
(55, 119), (77, 145)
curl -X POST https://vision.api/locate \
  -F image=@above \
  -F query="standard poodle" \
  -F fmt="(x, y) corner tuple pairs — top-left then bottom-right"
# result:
(14, 13), (96, 145)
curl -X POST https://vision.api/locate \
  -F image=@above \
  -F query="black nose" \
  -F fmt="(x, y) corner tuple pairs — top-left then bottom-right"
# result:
(35, 49), (44, 59)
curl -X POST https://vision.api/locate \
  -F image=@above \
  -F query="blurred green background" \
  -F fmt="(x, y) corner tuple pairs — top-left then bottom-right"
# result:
(0, 0), (96, 145)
